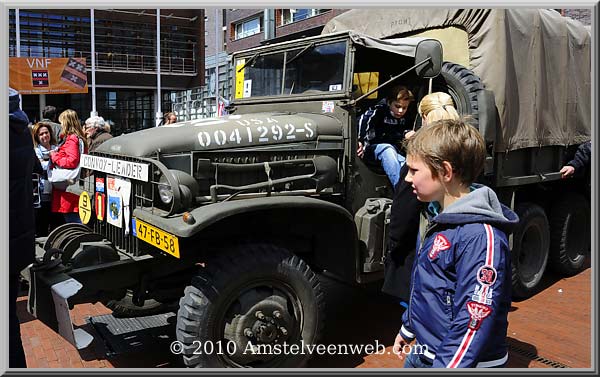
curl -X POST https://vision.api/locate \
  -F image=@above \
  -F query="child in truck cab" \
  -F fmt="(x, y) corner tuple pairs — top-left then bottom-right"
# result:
(357, 85), (415, 187)
(393, 119), (518, 368)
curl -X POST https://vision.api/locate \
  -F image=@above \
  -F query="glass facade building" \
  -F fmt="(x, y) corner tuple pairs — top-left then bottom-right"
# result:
(9, 9), (204, 133)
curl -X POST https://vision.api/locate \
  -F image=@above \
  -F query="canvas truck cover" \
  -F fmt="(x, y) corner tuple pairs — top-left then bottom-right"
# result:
(323, 9), (591, 152)
(234, 30), (430, 58)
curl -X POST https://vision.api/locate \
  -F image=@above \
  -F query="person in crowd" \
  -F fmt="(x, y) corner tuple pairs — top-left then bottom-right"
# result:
(357, 85), (415, 187)
(41, 105), (63, 142)
(84, 115), (113, 152)
(104, 119), (114, 134)
(383, 92), (460, 304)
(560, 140), (591, 178)
(393, 119), (518, 368)
(163, 112), (178, 125)
(32, 122), (64, 236)
(49, 109), (88, 224)
(9, 87), (36, 367)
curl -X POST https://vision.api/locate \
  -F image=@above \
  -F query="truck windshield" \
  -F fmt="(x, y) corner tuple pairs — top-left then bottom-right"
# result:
(235, 40), (347, 99)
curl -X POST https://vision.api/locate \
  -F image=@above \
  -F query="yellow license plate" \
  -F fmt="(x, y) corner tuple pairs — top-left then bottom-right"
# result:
(134, 218), (180, 258)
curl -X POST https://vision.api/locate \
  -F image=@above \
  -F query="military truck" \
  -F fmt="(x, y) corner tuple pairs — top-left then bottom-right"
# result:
(322, 8), (592, 297)
(25, 9), (590, 369)
(25, 31), (445, 368)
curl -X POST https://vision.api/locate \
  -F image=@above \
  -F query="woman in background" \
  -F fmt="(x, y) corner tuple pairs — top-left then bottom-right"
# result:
(32, 122), (64, 235)
(49, 109), (88, 223)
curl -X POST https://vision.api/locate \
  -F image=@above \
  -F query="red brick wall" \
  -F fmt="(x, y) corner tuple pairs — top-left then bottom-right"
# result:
(226, 9), (350, 54)
(226, 9), (264, 53)
(275, 9), (348, 37)
(227, 32), (264, 54)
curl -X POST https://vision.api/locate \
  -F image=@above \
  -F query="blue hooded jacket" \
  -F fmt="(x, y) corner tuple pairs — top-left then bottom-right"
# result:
(400, 184), (519, 368)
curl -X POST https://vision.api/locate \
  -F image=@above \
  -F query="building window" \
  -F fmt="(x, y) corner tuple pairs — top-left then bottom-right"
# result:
(280, 9), (329, 26)
(234, 17), (261, 39)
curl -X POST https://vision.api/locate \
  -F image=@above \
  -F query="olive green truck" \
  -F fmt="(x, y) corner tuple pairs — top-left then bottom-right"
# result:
(25, 9), (590, 368)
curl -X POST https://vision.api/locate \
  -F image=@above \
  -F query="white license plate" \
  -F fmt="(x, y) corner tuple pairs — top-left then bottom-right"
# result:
(81, 154), (149, 182)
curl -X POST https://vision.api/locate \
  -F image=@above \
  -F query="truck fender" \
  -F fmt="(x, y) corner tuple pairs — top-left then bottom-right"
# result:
(133, 196), (360, 283)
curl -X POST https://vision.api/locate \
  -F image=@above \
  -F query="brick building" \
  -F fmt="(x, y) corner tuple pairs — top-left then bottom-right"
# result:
(561, 9), (592, 25)
(225, 9), (349, 53)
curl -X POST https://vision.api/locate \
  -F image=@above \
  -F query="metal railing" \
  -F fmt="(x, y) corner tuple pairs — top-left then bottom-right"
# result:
(69, 50), (196, 74)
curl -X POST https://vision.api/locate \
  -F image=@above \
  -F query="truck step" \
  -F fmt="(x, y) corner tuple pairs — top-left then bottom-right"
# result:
(88, 312), (176, 356)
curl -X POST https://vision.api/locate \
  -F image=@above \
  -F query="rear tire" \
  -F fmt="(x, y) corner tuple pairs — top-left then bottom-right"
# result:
(176, 244), (325, 368)
(511, 203), (550, 299)
(549, 193), (590, 276)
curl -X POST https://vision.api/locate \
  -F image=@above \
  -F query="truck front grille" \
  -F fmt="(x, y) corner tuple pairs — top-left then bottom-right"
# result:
(80, 153), (166, 257)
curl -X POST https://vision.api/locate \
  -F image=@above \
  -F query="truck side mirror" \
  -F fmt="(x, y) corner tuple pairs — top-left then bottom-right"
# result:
(414, 39), (443, 79)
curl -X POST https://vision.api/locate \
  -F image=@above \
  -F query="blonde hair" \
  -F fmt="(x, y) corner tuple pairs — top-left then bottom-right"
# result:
(58, 109), (88, 150)
(404, 119), (485, 185)
(164, 112), (177, 124)
(418, 92), (460, 123)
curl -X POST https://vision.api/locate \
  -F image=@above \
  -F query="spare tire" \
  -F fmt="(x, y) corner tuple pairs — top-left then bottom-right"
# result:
(417, 61), (484, 127)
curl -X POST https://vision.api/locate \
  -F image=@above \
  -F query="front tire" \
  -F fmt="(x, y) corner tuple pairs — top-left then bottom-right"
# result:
(176, 244), (325, 368)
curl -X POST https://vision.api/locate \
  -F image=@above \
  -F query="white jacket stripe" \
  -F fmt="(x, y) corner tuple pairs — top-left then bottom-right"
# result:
(447, 224), (496, 367)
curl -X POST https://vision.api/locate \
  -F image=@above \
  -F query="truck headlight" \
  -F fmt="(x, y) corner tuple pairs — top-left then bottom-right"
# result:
(158, 184), (173, 204)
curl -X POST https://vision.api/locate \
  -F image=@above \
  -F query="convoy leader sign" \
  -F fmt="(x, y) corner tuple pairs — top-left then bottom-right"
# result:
(81, 154), (149, 182)
(9, 57), (88, 94)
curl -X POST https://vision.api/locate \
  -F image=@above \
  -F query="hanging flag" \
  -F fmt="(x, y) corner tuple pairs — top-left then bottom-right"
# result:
(106, 176), (122, 228)
(95, 192), (105, 221)
(217, 96), (229, 117)
(117, 178), (132, 235)
(217, 101), (225, 117)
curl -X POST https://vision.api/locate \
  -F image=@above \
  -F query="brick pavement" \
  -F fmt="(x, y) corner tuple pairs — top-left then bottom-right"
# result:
(17, 267), (591, 369)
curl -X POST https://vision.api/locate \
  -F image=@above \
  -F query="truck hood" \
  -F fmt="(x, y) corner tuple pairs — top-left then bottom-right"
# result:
(96, 112), (342, 157)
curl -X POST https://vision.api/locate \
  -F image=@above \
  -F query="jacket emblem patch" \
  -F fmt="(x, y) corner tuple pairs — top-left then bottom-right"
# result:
(477, 265), (497, 286)
(428, 234), (451, 259)
(466, 301), (492, 330)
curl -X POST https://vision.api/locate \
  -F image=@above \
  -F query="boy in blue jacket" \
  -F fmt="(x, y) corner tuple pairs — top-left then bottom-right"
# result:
(393, 119), (519, 368)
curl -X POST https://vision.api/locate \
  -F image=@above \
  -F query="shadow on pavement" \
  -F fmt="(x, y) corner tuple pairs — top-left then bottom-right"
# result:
(307, 275), (404, 368)
(506, 337), (539, 368)
(16, 298), (37, 325)
(511, 265), (591, 303)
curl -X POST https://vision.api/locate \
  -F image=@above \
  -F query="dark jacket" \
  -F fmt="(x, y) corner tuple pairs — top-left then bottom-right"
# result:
(88, 129), (113, 153)
(9, 92), (36, 273)
(567, 140), (591, 177)
(357, 99), (414, 161)
(382, 164), (423, 301)
(400, 184), (519, 368)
